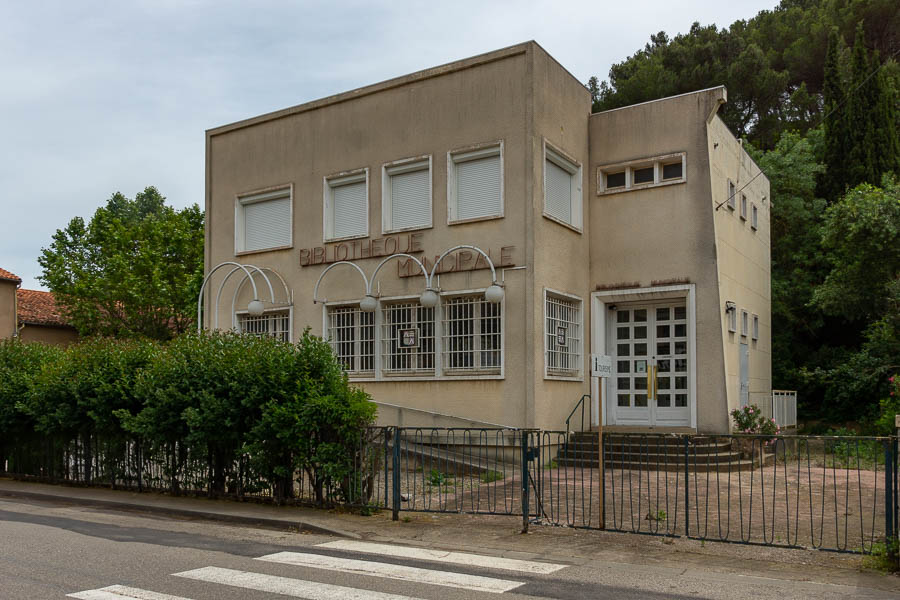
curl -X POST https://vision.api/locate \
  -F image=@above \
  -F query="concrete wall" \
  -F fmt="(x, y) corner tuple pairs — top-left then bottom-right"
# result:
(0, 280), (15, 339)
(207, 44), (540, 428)
(529, 46), (592, 430)
(19, 324), (79, 345)
(205, 43), (771, 434)
(587, 88), (730, 433)
(706, 115), (772, 424)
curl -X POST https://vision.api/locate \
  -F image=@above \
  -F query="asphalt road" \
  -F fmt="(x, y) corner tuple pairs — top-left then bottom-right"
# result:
(0, 497), (894, 599)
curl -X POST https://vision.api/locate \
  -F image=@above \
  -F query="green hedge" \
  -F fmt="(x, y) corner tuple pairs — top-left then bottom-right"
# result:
(0, 331), (375, 503)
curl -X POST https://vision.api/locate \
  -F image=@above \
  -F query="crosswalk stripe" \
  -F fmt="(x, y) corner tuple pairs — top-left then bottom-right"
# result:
(317, 540), (568, 574)
(255, 551), (524, 593)
(173, 566), (425, 599)
(68, 585), (193, 600)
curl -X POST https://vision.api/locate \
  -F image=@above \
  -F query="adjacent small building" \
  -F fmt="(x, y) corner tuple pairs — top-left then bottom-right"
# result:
(0, 268), (78, 345)
(202, 42), (771, 434)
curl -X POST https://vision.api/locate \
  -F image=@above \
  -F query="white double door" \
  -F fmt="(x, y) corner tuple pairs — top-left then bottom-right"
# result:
(611, 302), (691, 427)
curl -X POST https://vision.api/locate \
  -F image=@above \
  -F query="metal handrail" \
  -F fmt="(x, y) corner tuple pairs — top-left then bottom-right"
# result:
(564, 394), (592, 433)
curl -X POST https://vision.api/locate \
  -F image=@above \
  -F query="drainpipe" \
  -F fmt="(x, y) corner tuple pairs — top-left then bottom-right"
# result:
(12, 280), (22, 338)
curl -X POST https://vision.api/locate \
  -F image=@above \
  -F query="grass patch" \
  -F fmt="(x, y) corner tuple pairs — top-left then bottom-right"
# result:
(479, 470), (504, 483)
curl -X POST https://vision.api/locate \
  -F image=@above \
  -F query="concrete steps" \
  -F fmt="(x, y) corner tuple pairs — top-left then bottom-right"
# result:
(556, 433), (774, 472)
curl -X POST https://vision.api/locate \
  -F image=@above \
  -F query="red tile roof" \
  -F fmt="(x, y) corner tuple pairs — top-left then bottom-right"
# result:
(16, 288), (73, 327)
(0, 268), (21, 283)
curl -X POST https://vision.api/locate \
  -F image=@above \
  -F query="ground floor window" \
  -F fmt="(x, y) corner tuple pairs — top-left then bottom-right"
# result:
(381, 301), (435, 375)
(325, 291), (503, 379)
(327, 306), (375, 374)
(545, 291), (582, 377)
(238, 310), (290, 342)
(441, 295), (502, 373)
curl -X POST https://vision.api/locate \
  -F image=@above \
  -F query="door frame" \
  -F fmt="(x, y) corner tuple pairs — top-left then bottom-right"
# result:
(590, 284), (697, 429)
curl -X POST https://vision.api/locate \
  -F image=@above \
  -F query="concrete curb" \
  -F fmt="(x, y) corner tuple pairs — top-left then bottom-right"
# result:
(0, 487), (359, 539)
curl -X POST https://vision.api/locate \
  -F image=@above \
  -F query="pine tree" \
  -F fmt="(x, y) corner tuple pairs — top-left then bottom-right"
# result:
(818, 28), (848, 201)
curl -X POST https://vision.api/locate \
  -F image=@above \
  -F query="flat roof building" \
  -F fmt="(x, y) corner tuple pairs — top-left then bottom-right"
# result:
(203, 41), (770, 434)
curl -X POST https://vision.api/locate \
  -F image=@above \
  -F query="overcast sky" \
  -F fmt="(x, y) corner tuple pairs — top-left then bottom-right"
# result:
(1, 0), (778, 290)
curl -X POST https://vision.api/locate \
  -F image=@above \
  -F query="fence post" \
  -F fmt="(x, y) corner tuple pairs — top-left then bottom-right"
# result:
(684, 435), (690, 537)
(521, 430), (530, 533)
(391, 427), (401, 522)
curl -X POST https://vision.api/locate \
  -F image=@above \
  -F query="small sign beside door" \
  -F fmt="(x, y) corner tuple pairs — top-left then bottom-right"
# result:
(591, 354), (613, 378)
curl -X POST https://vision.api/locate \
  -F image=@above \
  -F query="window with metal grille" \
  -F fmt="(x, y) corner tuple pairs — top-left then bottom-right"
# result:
(381, 301), (435, 374)
(545, 292), (581, 377)
(238, 310), (290, 342)
(441, 295), (502, 373)
(327, 306), (375, 374)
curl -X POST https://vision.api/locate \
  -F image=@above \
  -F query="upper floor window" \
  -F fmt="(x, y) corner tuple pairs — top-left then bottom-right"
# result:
(382, 157), (431, 233)
(751, 203), (758, 230)
(324, 169), (368, 241)
(740, 193), (748, 220)
(597, 152), (686, 195)
(448, 142), (503, 223)
(727, 180), (737, 210)
(543, 143), (583, 230)
(235, 186), (292, 253)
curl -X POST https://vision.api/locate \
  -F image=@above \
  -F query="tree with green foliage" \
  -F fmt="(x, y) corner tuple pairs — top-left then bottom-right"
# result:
(38, 187), (204, 340)
(591, 0), (900, 150)
(819, 28), (850, 201)
(810, 178), (900, 421)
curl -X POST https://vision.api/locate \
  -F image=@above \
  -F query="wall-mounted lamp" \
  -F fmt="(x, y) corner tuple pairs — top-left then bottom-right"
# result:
(607, 304), (617, 311)
(725, 301), (736, 313)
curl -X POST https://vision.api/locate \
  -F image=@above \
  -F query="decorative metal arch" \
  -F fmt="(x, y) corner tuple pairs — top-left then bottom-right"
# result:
(312, 261), (370, 304)
(196, 261), (277, 333)
(428, 244), (500, 287)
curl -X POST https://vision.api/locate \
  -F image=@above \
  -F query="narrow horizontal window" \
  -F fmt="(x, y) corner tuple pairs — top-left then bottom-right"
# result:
(633, 166), (654, 185)
(606, 171), (626, 189)
(662, 161), (682, 180)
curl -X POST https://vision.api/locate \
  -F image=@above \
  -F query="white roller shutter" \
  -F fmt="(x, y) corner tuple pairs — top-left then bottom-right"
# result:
(456, 154), (501, 221)
(545, 158), (572, 224)
(332, 180), (368, 239)
(243, 196), (291, 251)
(390, 168), (430, 230)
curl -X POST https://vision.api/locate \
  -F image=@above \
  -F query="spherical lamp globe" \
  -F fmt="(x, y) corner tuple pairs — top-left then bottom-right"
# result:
(485, 284), (504, 304)
(360, 294), (378, 313)
(419, 288), (439, 308)
(247, 299), (265, 316)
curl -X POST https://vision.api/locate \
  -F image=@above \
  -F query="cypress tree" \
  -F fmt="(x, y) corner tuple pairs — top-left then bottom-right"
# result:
(819, 28), (848, 201)
(870, 62), (900, 180)
(845, 23), (877, 188)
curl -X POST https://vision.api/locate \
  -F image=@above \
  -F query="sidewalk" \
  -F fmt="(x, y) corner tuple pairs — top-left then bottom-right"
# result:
(1, 477), (897, 595)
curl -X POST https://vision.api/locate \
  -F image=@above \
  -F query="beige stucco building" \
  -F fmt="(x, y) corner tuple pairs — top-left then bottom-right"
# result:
(0, 268), (79, 345)
(203, 42), (770, 434)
